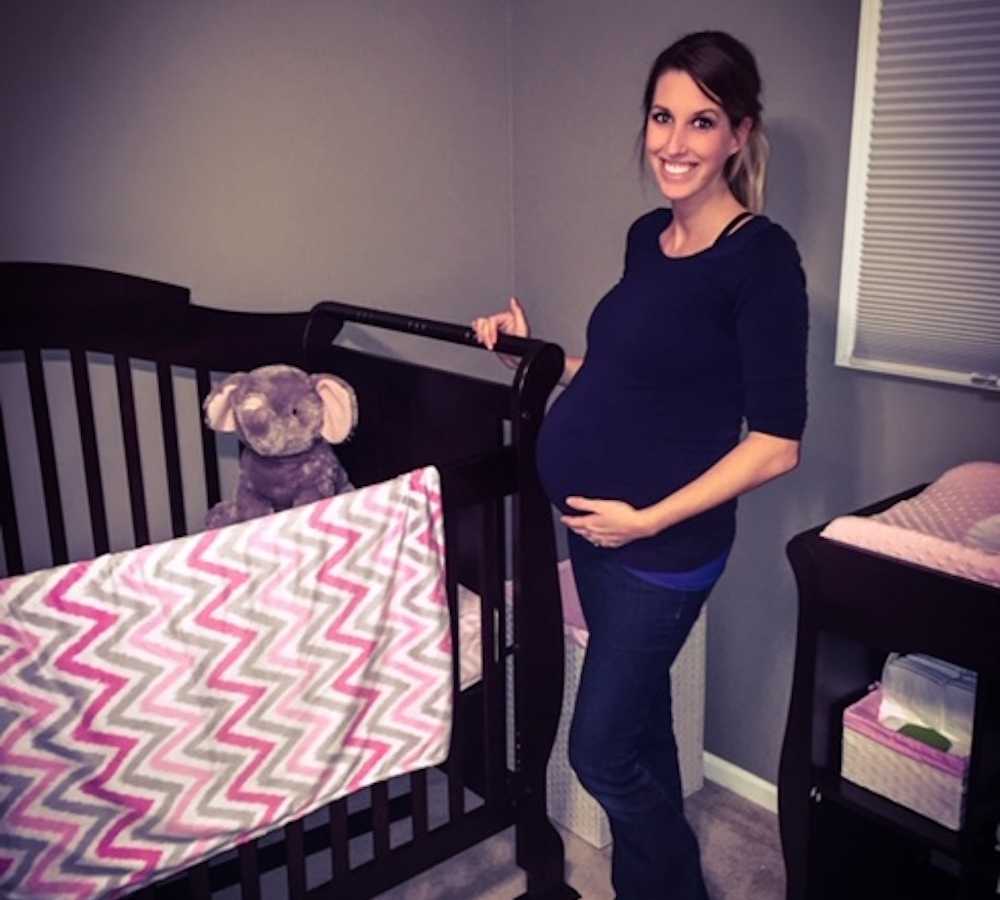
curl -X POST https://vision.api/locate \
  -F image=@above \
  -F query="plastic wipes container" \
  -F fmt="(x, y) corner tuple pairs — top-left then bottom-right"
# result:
(843, 688), (969, 829)
(878, 653), (977, 755)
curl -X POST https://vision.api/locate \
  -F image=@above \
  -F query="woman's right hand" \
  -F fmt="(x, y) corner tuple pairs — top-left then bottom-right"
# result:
(472, 296), (530, 368)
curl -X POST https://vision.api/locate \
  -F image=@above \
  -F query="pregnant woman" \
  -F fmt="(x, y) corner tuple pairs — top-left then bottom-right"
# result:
(474, 30), (809, 899)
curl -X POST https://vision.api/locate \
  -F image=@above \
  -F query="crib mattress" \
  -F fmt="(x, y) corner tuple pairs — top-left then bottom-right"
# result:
(456, 558), (587, 691)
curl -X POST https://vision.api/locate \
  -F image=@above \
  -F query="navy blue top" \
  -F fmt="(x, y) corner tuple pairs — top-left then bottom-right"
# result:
(536, 208), (809, 570)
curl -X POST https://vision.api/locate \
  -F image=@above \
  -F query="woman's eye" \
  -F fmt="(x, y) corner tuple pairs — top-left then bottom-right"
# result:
(693, 116), (716, 130)
(651, 111), (670, 125)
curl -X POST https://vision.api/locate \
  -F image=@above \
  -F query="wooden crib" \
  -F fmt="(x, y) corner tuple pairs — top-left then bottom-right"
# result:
(0, 262), (581, 899)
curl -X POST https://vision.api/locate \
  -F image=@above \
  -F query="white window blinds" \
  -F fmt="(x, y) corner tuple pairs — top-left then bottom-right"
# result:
(836, 0), (1000, 391)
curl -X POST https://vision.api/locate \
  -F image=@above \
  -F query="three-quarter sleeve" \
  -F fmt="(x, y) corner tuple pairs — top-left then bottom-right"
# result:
(734, 224), (809, 439)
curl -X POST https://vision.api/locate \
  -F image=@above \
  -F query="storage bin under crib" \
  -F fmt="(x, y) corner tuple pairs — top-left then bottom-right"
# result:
(841, 688), (968, 830)
(546, 560), (705, 849)
(460, 559), (705, 850)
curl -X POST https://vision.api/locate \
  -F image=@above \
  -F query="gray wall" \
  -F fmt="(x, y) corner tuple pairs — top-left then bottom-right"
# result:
(1, 0), (513, 377)
(4, 0), (999, 783)
(0, 0), (514, 568)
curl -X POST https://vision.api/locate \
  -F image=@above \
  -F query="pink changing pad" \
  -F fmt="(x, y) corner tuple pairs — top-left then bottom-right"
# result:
(820, 462), (1000, 588)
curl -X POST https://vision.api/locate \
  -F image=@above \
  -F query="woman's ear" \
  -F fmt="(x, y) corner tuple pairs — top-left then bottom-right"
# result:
(731, 116), (753, 155)
(311, 374), (358, 444)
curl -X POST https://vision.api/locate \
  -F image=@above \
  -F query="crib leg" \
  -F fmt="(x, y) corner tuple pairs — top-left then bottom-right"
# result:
(514, 799), (581, 899)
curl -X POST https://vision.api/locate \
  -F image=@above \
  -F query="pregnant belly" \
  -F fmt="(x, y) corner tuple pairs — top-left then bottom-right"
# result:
(537, 411), (725, 515)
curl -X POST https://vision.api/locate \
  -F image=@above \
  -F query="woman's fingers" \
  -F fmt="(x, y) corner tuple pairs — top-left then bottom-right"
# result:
(563, 519), (620, 549)
(472, 300), (528, 361)
(472, 316), (500, 349)
(560, 513), (595, 538)
(472, 312), (518, 349)
(508, 297), (526, 335)
(561, 498), (625, 547)
(561, 497), (651, 549)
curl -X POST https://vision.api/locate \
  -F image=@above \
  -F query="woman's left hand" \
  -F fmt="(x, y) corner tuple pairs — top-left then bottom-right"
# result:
(560, 497), (655, 549)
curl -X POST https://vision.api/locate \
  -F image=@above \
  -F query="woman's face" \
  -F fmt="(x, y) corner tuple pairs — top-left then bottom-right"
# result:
(645, 69), (748, 208)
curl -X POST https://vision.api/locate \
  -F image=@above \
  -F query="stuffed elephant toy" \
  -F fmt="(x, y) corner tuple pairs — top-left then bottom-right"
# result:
(203, 364), (357, 529)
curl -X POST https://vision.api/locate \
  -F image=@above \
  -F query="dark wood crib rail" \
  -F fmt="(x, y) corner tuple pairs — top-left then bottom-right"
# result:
(0, 261), (579, 899)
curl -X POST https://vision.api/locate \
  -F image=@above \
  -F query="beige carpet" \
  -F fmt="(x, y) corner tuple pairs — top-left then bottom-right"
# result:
(375, 780), (785, 899)
(688, 781), (786, 900)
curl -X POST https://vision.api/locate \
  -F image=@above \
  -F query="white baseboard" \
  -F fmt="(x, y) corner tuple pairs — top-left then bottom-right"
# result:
(703, 752), (778, 814)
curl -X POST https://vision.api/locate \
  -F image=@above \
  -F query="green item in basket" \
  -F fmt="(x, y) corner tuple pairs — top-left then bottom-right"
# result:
(898, 723), (952, 752)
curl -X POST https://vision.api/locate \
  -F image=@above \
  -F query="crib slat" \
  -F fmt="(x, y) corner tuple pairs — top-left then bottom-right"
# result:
(0, 401), (25, 575)
(196, 369), (222, 508)
(444, 518), (464, 822)
(371, 780), (390, 859)
(284, 818), (307, 898)
(186, 861), (211, 899)
(70, 349), (110, 556)
(479, 498), (507, 808)
(156, 362), (187, 538)
(329, 797), (350, 881)
(410, 769), (429, 840)
(114, 355), (149, 547)
(25, 348), (69, 565)
(237, 840), (261, 900)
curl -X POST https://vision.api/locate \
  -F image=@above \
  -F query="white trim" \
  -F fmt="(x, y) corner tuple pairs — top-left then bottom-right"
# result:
(834, 0), (881, 369)
(703, 752), (778, 815)
(836, 357), (1000, 391)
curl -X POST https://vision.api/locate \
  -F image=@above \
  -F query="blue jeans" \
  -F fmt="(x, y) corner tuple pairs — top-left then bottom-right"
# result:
(567, 538), (712, 900)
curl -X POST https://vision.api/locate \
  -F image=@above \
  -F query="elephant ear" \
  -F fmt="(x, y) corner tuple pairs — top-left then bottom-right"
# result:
(312, 374), (358, 444)
(203, 373), (247, 432)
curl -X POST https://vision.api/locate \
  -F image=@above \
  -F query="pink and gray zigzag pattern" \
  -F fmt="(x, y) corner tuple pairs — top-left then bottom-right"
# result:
(0, 466), (451, 899)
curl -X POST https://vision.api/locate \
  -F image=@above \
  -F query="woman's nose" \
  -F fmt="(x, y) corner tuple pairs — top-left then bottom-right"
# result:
(665, 125), (687, 156)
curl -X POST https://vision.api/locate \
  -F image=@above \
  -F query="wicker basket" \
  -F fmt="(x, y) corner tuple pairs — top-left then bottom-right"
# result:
(495, 560), (706, 848)
(545, 602), (706, 848)
(841, 688), (968, 830)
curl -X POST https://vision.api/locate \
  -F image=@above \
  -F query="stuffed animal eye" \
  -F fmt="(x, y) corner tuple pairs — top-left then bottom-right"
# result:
(293, 398), (318, 419)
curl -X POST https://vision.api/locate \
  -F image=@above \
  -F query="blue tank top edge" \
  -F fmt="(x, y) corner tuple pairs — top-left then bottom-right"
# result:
(623, 548), (730, 592)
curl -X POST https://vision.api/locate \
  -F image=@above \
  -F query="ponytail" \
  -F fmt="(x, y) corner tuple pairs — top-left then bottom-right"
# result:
(727, 126), (769, 213)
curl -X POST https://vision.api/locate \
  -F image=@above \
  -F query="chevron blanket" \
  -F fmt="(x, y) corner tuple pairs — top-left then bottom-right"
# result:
(0, 466), (451, 899)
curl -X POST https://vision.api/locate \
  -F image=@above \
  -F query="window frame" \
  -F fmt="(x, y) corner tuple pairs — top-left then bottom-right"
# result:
(834, 0), (1000, 393)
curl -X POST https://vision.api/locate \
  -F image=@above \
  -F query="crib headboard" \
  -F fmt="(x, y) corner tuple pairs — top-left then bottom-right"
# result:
(0, 262), (562, 581)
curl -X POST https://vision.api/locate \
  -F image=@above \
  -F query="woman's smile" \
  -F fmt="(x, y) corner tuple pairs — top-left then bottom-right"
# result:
(659, 159), (699, 179)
